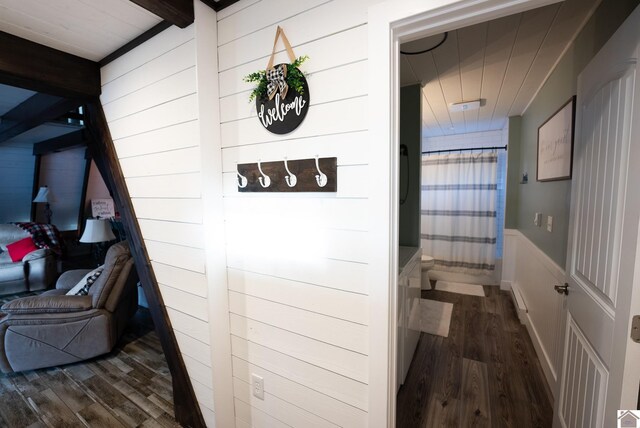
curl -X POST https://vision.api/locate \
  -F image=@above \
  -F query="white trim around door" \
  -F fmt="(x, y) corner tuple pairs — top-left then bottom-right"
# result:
(367, 1), (563, 426)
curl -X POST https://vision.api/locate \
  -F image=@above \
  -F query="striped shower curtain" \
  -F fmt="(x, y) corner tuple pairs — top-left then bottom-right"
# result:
(421, 152), (497, 275)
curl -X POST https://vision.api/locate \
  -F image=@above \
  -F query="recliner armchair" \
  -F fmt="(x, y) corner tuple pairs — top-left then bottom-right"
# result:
(0, 240), (138, 373)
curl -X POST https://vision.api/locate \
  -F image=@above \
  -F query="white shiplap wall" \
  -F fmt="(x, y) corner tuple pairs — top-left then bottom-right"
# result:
(218, 0), (383, 426)
(99, 20), (218, 426)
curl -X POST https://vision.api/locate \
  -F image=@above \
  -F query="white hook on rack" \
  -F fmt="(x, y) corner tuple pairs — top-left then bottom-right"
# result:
(283, 157), (297, 187)
(236, 163), (248, 188)
(257, 159), (271, 188)
(314, 155), (328, 188)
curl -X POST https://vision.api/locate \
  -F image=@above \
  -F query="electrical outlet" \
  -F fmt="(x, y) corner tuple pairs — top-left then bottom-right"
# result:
(547, 216), (553, 232)
(251, 373), (264, 400)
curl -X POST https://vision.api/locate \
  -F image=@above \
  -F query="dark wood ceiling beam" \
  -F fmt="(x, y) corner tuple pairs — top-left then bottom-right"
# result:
(0, 94), (82, 144)
(129, 0), (194, 28)
(200, 0), (240, 11)
(0, 31), (100, 99)
(33, 129), (87, 155)
(100, 21), (172, 66)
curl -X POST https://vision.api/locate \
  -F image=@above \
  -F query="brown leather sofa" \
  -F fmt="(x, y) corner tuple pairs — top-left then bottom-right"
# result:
(0, 241), (138, 373)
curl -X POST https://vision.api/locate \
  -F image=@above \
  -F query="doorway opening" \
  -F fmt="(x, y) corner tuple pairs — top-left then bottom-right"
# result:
(378, 2), (608, 424)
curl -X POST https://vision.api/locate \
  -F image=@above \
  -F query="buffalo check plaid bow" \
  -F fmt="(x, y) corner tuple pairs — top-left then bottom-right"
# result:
(266, 64), (288, 100)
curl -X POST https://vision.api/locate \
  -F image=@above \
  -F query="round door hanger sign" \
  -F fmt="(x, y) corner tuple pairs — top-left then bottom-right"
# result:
(256, 63), (309, 135)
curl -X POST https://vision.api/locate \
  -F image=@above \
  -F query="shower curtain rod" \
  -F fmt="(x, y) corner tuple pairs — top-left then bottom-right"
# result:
(422, 145), (507, 155)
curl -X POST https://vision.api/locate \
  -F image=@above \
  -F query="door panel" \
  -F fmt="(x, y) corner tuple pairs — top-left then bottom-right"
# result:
(556, 5), (640, 427)
(558, 315), (608, 428)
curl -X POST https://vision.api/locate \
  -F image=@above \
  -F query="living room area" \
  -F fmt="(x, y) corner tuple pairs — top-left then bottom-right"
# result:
(0, 83), (178, 426)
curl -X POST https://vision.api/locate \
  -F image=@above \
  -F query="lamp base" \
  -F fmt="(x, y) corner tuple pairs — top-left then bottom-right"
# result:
(44, 203), (52, 224)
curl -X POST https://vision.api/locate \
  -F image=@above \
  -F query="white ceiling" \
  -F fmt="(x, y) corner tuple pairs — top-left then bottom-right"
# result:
(401, 0), (600, 137)
(0, 0), (162, 61)
(0, 0), (162, 148)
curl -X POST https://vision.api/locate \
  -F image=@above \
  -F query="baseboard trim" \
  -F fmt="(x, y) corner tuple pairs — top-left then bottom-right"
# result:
(524, 310), (558, 401)
(510, 281), (528, 325)
(500, 280), (512, 291)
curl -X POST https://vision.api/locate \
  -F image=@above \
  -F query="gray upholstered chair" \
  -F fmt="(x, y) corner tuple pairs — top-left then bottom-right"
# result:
(0, 241), (138, 373)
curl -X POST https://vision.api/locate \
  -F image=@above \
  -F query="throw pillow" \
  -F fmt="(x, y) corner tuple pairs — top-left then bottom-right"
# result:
(6, 237), (38, 262)
(66, 267), (104, 296)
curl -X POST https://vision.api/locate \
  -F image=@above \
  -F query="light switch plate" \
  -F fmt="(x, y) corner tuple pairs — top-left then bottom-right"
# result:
(534, 213), (541, 226)
(547, 216), (553, 232)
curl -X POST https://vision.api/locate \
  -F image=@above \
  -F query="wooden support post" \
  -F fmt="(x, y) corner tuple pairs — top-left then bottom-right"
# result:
(84, 99), (206, 428)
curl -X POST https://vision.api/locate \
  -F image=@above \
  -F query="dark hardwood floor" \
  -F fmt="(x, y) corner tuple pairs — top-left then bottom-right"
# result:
(0, 293), (177, 428)
(396, 285), (553, 428)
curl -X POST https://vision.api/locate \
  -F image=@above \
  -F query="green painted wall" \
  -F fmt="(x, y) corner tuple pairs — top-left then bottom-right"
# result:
(399, 84), (422, 247)
(505, 116), (521, 229)
(513, 0), (639, 266)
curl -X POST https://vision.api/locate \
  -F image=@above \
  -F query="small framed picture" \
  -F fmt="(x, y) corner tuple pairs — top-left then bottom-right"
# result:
(91, 199), (115, 219)
(537, 96), (576, 182)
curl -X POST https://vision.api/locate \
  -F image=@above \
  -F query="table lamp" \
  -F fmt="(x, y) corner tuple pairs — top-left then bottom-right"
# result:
(80, 218), (116, 265)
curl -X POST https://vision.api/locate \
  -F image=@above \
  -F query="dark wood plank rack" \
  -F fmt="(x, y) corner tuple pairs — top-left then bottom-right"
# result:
(237, 157), (337, 193)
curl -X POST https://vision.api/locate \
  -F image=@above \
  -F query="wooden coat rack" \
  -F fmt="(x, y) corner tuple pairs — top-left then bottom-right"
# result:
(237, 157), (337, 192)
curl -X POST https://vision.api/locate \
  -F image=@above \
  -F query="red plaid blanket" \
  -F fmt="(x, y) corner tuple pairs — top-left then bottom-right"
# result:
(13, 222), (63, 255)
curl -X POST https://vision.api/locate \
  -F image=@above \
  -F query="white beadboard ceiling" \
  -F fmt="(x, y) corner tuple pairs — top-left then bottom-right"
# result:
(401, 0), (600, 137)
(0, 0), (162, 61)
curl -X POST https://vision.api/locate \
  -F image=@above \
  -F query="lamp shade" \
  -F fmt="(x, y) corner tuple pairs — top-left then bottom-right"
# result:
(33, 186), (51, 203)
(80, 219), (116, 243)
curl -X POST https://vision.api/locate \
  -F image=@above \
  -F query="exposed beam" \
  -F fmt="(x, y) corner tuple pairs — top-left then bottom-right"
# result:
(84, 99), (206, 428)
(100, 21), (173, 66)
(129, 0), (194, 28)
(0, 31), (100, 98)
(33, 129), (87, 155)
(0, 94), (82, 144)
(200, 0), (240, 11)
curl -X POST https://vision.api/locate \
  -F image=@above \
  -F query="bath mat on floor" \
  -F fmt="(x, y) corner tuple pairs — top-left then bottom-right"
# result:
(434, 280), (485, 297)
(408, 298), (453, 337)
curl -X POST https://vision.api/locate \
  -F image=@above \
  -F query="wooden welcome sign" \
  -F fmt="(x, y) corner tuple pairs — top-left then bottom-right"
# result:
(246, 27), (310, 134)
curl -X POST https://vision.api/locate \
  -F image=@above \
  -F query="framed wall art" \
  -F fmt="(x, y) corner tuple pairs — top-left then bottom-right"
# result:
(537, 96), (576, 182)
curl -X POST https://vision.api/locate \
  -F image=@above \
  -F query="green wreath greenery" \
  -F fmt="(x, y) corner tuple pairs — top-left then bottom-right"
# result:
(244, 55), (309, 102)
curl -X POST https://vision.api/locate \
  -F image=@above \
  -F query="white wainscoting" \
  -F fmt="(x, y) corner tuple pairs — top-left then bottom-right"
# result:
(502, 229), (565, 396)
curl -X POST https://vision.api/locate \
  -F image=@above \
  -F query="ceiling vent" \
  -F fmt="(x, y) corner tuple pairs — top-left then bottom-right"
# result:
(449, 99), (483, 112)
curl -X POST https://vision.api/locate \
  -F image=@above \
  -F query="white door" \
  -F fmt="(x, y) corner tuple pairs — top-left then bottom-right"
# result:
(555, 6), (640, 428)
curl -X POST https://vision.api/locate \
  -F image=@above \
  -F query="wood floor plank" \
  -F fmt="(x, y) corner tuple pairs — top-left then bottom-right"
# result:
(396, 334), (440, 428)
(460, 358), (491, 427)
(424, 394), (460, 428)
(397, 286), (553, 428)
(28, 388), (84, 427)
(81, 374), (128, 410)
(155, 412), (183, 428)
(77, 402), (126, 428)
(113, 399), (152, 428)
(0, 390), (40, 427)
(462, 310), (487, 363)
(0, 303), (179, 427)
